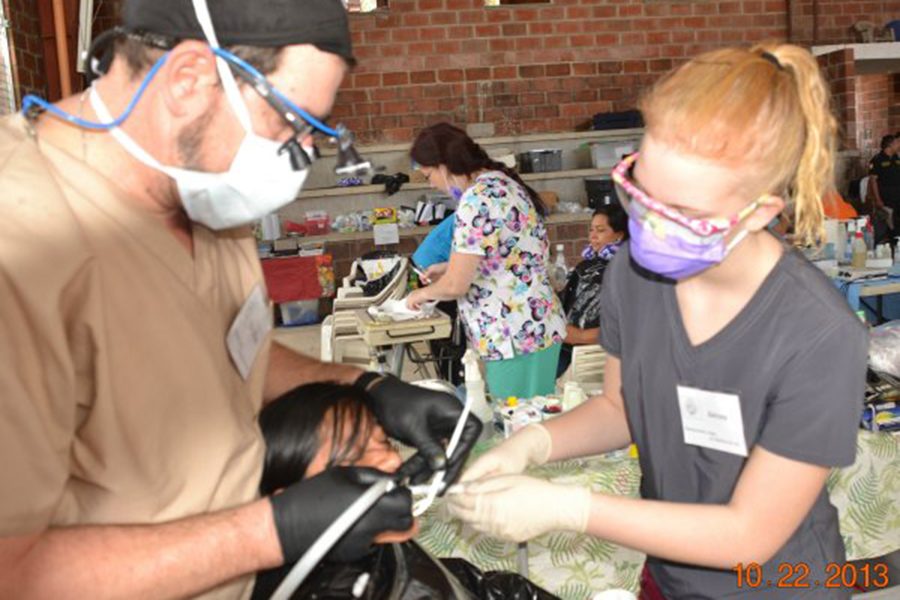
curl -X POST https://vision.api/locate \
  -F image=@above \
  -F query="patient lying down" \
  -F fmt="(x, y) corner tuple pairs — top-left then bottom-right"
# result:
(252, 382), (558, 600)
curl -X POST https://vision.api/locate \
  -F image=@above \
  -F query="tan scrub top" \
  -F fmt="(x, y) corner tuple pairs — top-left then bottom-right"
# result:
(0, 115), (270, 599)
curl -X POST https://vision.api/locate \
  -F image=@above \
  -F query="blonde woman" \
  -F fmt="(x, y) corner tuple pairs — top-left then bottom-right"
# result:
(449, 45), (867, 599)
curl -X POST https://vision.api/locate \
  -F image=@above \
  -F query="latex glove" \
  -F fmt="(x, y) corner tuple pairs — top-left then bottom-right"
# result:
(460, 424), (552, 483)
(447, 475), (591, 543)
(270, 466), (412, 563)
(358, 373), (482, 487)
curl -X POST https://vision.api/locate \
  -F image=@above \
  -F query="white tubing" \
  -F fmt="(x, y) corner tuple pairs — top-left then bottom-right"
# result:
(270, 478), (396, 600)
(411, 389), (473, 517)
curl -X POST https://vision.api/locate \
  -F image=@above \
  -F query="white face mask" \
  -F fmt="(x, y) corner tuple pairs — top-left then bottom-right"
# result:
(89, 85), (310, 231)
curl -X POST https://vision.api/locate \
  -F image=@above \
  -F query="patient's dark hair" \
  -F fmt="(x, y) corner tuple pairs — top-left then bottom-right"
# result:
(259, 383), (375, 495)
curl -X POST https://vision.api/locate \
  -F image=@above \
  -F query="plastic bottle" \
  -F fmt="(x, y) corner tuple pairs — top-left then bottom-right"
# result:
(562, 381), (587, 411)
(550, 244), (569, 291)
(851, 231), (867, 269)
(844, 222), (857, 264)
(863, 217), (874, 252)
(461, 350), (493, 440)
(835, 221), (847, 264)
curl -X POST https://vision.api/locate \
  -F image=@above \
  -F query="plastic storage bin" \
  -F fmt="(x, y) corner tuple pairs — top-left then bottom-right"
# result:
(279, 299), (320, 326)
(592, 109), (643, 130)
(584, 176), (619, 208)
(304, 210), (331, 236)
(590, 141), (638, 168)
(518, 149), (563, 173)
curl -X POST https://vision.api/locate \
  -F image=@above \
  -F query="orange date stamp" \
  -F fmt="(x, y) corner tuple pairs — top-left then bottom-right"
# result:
(732, 562), (891, 589)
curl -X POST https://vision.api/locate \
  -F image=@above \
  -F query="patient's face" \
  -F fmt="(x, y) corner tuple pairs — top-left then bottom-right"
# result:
(305, 407), (415, 544)
(306, 416), (403, 477)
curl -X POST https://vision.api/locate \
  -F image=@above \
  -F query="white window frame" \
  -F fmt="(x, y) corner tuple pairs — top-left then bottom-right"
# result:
(0, 0), (17, 115)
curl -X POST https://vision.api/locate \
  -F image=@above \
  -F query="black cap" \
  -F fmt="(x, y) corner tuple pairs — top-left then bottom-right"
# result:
(122, 0), (354, 65)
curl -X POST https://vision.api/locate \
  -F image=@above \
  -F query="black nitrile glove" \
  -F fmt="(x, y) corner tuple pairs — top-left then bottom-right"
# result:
(270, 466), (412, 564)
(356, 373), (483, 488)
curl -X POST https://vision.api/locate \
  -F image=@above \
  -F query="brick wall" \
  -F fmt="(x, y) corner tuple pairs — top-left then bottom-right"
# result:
(92, 0), (121, 36)
(816, 48), (856, 149)
(789, 0), (900, 45)
(890, 75), (900, 134)
(8, 0), (48, 99)
(335, 0), (900, 143)
(11, 0), (899, 144)
(856, 73), (892, 158)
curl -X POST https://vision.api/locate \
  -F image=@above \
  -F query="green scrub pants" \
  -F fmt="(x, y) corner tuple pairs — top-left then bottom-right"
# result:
(484, 343), (562, 400)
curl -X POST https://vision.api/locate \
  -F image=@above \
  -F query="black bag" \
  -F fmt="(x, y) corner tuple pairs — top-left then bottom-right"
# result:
(592, 109), (643, 131)
(254, 541), (559, 600)
(353, 252), (402, 297)
(562, 257), (610, 330)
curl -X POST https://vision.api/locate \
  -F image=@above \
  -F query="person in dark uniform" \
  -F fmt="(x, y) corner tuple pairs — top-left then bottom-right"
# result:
(868, 134), (900, 246)
(869, 134), (900, 212)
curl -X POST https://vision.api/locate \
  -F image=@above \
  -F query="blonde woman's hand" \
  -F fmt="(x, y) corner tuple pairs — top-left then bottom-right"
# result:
(460, 424), (553, 483)
(448, 475), (591, 543)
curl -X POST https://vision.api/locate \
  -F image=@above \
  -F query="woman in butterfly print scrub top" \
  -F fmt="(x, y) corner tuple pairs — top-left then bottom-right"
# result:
(406, 123), (566, 399)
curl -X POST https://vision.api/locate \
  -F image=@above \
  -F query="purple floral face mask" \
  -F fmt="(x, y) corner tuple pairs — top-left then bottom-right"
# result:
(611, 153), (767, 280)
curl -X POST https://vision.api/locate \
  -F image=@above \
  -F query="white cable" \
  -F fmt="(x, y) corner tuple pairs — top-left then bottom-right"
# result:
(270, 478), (396, 600)
(411, 389), (473, 517)
(190, 0), (253, 132)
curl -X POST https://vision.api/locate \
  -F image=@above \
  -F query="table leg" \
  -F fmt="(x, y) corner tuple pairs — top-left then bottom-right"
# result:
(387, 343), (406, 377)
(517, 541), (529, 577)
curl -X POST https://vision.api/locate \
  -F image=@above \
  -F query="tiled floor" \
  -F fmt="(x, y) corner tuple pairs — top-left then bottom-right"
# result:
(272, 323), (322, 359)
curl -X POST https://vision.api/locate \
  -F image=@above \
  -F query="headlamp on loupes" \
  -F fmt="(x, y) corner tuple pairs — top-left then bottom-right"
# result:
(73, 28), (371, 177)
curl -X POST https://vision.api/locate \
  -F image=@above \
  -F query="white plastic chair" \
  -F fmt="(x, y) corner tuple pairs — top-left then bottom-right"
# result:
(558, 344), (607, 389)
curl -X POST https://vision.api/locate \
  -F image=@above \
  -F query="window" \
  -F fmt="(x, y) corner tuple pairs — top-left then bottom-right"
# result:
(0, 0), (16, 115)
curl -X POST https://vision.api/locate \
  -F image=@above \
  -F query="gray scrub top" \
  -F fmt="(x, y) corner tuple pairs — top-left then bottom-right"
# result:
(599, 245), (868, 599)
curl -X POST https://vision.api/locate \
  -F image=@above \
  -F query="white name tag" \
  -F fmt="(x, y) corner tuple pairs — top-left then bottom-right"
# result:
(226, 284), (272, 380)
(676, 385), (748, 457)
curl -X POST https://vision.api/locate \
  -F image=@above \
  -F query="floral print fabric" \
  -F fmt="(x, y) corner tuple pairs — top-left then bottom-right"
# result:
(452, 171), (565, 361)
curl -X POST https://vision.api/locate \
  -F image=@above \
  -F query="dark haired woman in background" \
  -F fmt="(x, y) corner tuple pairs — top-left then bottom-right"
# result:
(557, 205), (628, 377)
(405, 123), (566, 400)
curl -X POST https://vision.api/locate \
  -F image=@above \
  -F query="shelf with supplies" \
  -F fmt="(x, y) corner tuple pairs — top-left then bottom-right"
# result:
(281, 127), (642, 218)
(295, 167), (618, 201)
(290, 211), (593, 246)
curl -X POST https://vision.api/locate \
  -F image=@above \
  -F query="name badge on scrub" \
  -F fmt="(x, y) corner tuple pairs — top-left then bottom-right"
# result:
(676, 385), (748, 457)
(227, 284), (272, 380)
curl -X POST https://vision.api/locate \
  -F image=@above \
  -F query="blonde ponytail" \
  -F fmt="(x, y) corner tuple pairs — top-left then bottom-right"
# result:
(762, 45), (837, 247)
(639, 43), (838, 247)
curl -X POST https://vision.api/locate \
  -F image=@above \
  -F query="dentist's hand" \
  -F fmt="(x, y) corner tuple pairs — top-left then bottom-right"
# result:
(447, 475), (591, 543)
(269, 467), (413, 563)
(358, 373), (482, 488)
(460, 424), (552, 483)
